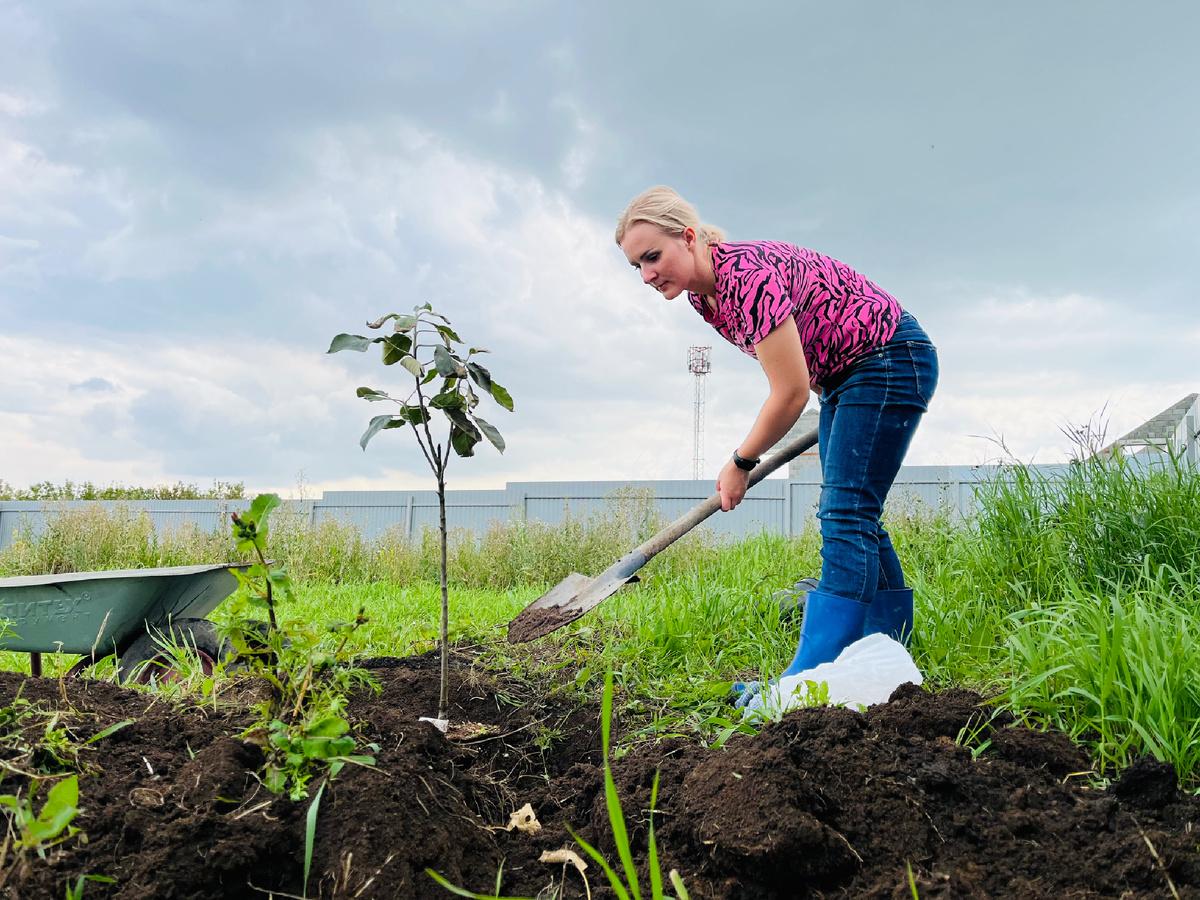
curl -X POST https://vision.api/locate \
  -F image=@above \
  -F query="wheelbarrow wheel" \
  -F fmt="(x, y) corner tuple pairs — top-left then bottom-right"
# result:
(117, 618), (230, 685)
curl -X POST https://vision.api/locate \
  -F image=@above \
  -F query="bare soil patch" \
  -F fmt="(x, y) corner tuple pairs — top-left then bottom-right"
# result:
(2, 659), (1197, 899)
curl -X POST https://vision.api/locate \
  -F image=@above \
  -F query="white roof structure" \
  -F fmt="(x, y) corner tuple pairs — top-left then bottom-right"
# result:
(1103, 393), (1199, 463)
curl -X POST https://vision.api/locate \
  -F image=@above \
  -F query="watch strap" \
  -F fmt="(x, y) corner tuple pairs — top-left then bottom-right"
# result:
(732, 450), (760, 471)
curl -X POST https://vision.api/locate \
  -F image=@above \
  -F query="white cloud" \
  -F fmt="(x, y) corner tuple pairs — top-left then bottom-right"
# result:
(0, 91), (47, 118)
(0, 332), (361, 489)
(2, 104), (1193, 493)
(0, 136), (84, 229)
(552, 93), (600, 190)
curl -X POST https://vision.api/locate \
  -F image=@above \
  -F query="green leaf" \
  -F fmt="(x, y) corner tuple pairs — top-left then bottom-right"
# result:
(327, 333), (373, 353)
(421, 368), (439, 385)
(435, 322), (462, 344)
(300, 736), (355, 758)
(27, 775), (79, 845)
(85, 719), (135, 745)
(465, 362), (493, 393)
(381, 333), (413, 365)
(365, 312), (401, 330)
(356, 386), (392, 402)
(414, 302), (449, 322)
(359, 415), (402, 450)
(401, 405), (431, 425)
(364, 312), (417, 332)
(247, 493), (281, 526)
(489, 381), (514, 412)
(472, 416), (505, 453)
(433, 345), (460, 377)
(304, 779), (326, 898)
(425, 867), (538, 900)
(648, 771), (662, 900)
(430, 391), (465, 411)
(568, 827), (631, 900)
(306, 716), (350, 739)
(602, 671), (642, 900)
(401, 355), (424, 378)
(443, 408), (479, 439)
(449, 425), (479, 458)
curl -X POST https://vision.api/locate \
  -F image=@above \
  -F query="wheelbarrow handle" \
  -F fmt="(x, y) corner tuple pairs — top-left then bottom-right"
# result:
(635, 426), (819, 561)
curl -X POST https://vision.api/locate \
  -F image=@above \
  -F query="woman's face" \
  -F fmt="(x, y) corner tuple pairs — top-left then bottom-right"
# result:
(619, 222), (700, 300)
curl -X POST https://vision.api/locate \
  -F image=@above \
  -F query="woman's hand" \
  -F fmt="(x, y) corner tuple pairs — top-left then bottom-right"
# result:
(717, 458), (751, 511)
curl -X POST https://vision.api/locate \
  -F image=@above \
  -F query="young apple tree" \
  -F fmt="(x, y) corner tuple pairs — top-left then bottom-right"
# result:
(328, 304), (513, 721)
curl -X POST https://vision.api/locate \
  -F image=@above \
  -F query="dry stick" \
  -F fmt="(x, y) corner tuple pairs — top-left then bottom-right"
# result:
(352, 852), (396, 898)
(1134, 818), (1181, 900)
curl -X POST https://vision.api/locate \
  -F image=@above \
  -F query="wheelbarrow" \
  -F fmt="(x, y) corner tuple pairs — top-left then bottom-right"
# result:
(0, 563), (248, 683)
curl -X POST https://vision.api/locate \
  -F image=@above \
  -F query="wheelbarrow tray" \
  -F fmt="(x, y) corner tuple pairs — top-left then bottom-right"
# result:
(0, 563), (245, 656)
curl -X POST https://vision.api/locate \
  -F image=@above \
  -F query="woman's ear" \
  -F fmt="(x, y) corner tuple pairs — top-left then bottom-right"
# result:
(682, 226), (696, 248)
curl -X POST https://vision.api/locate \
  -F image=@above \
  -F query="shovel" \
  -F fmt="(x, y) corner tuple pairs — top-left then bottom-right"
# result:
(506, 426), (819, 642)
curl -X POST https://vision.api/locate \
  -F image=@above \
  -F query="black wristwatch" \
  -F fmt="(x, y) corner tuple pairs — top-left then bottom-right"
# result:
(732, 450), (760, 471)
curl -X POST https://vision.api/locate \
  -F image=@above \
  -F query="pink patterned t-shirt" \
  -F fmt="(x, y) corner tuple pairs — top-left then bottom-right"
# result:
(687, 241), (903, 388)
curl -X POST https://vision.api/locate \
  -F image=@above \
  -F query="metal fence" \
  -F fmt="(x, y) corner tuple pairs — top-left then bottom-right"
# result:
(0, 463), (1039, 550)
(6, 452), (1193, 550)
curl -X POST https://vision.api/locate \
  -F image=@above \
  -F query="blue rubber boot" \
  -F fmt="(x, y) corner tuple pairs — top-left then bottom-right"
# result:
(862, 587), (914, 644)
(733, 590), (868, 708)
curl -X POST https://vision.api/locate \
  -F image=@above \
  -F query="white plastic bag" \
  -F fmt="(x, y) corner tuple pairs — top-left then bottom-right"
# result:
(741, 633), (922, 720)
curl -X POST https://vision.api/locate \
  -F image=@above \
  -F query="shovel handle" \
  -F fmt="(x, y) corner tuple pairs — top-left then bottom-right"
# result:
(634, 426), (819, 561)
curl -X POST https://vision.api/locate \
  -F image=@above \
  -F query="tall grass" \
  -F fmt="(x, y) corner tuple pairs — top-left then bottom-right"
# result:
(2, 453), (1198, 782)
(897, 450), (1200, 780)
(0, 505), (230, 576)
(0, 490), (671, 585)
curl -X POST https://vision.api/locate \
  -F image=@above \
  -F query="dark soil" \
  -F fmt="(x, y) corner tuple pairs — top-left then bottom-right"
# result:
(2, 659), (1198, 899)
(505, 603), (586, 643)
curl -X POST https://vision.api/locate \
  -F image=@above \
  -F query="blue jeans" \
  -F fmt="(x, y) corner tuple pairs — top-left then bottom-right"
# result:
(815, 311), (938, 604)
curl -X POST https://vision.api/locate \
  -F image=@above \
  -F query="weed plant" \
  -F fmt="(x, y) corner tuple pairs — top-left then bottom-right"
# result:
(224, 495), (378, 801)
(0, 774), (82, 889)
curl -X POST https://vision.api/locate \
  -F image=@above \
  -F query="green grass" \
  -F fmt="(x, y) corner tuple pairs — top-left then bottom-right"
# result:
(3, 451), (1199, 784)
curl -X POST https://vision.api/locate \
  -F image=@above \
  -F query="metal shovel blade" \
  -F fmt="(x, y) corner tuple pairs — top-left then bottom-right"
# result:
(505, 426), (819, 643)
(506, 556), (645, 643)
(505, 572), (602, 643)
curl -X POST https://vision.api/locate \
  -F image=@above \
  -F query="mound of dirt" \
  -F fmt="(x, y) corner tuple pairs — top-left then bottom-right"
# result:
(1, 662), (1197, 899)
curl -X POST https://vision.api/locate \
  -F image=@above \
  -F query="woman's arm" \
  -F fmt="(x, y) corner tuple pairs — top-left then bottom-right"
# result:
(716, 317), (811, 510)
(739, 316), (811, 458)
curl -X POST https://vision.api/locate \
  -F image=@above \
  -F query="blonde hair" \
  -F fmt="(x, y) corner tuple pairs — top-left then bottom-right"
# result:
(614, 185), (726, 247)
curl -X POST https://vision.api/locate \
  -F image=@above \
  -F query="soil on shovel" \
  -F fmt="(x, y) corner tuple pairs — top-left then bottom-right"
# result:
(2, 658), (1197, 899)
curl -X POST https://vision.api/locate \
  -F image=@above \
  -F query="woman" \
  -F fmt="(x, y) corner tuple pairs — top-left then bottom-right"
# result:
(615, 186), (938, 705)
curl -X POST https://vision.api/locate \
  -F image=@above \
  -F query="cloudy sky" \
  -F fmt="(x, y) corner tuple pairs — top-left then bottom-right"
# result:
(2, 1), (1197, 493)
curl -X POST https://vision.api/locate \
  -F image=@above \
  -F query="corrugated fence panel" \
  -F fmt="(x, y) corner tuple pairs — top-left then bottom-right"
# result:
(6, 458), (1186, 551)
(0, 500), (250, 546)
(314, 490), (512, 540)
(511, 479), (787, 537)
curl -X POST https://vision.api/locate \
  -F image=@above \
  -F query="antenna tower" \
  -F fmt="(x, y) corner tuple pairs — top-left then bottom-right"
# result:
(687, 346), (711, 479)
